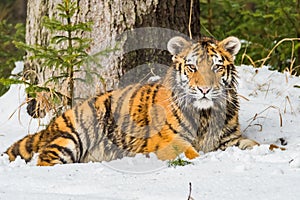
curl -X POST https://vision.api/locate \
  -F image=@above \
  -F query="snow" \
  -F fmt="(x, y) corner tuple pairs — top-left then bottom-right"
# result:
(0, 64), (300, 200)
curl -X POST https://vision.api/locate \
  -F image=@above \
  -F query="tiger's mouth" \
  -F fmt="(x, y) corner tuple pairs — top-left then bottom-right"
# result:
(192, 96), (214, 110)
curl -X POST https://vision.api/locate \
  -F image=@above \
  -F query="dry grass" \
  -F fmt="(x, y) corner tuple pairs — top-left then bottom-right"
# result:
(283, 95), (294, 114)
(243, 105), (283, 132)
(5, 85), (69, 133)
(241, 38), (300, 75)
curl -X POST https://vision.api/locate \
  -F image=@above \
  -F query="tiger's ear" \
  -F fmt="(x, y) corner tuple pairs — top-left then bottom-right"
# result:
(219, 36), (241, 57)
(167, 36), (192, 55)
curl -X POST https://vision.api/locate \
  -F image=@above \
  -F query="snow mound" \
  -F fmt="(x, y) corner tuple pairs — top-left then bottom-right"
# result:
(0, 65), (300, 200)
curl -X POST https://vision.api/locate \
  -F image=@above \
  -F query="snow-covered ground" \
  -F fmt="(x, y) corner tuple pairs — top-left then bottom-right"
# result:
(0, 64), (300, 200)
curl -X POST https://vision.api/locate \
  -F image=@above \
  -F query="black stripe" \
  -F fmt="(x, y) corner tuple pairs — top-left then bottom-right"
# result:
(144, 86), (151, 128)
(78, 104), (91, 148)
(120, 114), (130, 135)
(12, 142), (21, 159)
(104, 95), (120, 150)
(151, 84), (161, 104)
(40, 150), (68, 164)
(182, 109), (198, 132)
(169, 100), (192, 135)
(166, 121), (178, 134)
(25, 135), (34, 154)
(39, 157), (53, 164)
(42, 150), (60, 159)
(73, 131), (83, 161)
(226, 65), (230, 82)
(50, 121), (59, 131)
(52, 131), (79, 148)
(176, 63), (181, 71)
(88, 97), (101, 144)
(72, 107), (84, 159)
(103, 95), (114, 136)
(48, 144), (76, 163)
(37, 131), (46, 151)
(103, 95), (112, 126)
(224, 97), (238, 125)
(52, 131), (80, 162)
(61, 113), (76, 133)
(224, 111), (235, 125)
(114, 85), (133, 120)
(74, 105), (81, 125)
(210, 48), (217, 54)
(127, 84), (146, 134)
(155, 144), (160, 151)
(157, 131), (162, 137)
(150, 84), (160, 132)
(221, 55), (226, 62)
(60, 113), (83, 160)
(192, 45), (201, 53)
(218, 125), (239, 148)
(128, 84), (144, 116)
(139, 86), (149, 126)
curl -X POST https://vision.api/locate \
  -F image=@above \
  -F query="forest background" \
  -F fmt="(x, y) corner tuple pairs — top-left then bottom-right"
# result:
(1, 0), (299, 96)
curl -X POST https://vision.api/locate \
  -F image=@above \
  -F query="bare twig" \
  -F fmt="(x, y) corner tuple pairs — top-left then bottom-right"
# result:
(260, 38), (300, 68)
(264, 82), (271, 99)
(284, 96), (294, 114)
(244, 105), (283, 132)
(237, 94), (250, 101)
(187, 182), (194, 200)
(188, 0), (193, 39)
(241, 53), (257, 68)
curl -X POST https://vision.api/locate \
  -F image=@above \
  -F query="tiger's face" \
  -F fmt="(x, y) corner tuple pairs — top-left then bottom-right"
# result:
(167, 36), (241, 110)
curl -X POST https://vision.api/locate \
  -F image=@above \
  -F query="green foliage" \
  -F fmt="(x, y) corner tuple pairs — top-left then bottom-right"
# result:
(0, 20), (25, 96)
(13, 0), (93, 115)
(168, 157), (193, 168)
(200, 0), (300, 74)
(0, 0), (13, 21)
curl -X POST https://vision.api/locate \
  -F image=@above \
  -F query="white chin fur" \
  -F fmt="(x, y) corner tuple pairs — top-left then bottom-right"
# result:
(193, 99), (214, 110)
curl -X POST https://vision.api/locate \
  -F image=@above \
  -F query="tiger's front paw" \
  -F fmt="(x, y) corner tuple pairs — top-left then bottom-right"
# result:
(184, 146), (200, 160)
(238, 138), (259, 150)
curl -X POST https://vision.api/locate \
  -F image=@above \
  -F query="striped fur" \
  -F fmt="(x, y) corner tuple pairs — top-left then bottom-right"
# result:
(5, 36), (258, 166)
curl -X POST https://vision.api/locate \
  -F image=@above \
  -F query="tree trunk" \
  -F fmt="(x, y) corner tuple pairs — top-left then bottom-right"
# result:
(25, 0), (200, 102)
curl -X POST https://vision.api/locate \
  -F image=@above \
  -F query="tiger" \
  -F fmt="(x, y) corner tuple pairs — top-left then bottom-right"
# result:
(4, 35), (259, 166)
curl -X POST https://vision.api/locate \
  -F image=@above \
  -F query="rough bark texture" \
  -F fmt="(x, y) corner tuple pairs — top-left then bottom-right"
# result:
(25, 0), (200, 102)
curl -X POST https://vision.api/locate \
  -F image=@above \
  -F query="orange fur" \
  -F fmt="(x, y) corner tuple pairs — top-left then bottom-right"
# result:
(5, 36), (259, 166)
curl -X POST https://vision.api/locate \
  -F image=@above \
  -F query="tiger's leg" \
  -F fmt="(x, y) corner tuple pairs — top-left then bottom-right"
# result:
(218, 131), (259, 151)
(184, 146), (200, 160)
(236, 137), (260, 150)
(219, 136), (259, 151)
(223, 134), (287, 152)
(153, 135), (199, 160)
(37, 132), (82, 166)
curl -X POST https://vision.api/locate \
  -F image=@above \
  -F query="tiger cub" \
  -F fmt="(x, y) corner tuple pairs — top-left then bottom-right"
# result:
(5, 36), (259, 166)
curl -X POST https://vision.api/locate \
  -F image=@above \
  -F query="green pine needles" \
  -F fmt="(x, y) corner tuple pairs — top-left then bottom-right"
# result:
(13, 0), (93, 117)
(168, 157), (193, 168)
(0, 20), (25, 96)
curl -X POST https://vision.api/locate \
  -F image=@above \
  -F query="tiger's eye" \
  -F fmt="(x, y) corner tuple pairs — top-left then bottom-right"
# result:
(186, 64), (197, 72)
(216, 65), (225, 73)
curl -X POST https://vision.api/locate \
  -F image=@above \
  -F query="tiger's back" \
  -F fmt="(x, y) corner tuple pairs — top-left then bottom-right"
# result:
(5, 35), (259, 166)
(6, 82), (199, 165)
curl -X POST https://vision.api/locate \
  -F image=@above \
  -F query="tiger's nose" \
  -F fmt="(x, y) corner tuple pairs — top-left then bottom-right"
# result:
(198, 86), (211, 94)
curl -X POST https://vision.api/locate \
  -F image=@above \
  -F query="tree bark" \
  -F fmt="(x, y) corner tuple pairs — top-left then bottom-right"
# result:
(25, 0), (200, 102)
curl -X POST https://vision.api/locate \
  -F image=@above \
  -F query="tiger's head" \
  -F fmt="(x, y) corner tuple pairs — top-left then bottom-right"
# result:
(166, 36), (241, 110)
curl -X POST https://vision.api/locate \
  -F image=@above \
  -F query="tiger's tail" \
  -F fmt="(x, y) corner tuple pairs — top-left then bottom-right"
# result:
(5, 130), (45, 163)
(5, 125), (83, 166)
